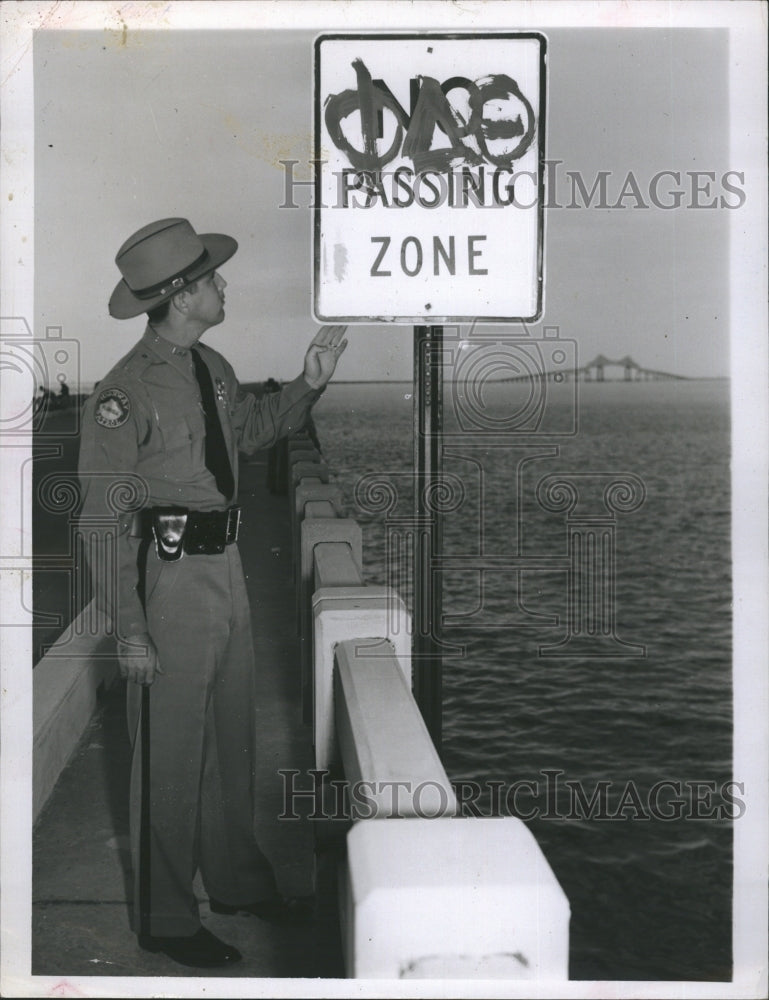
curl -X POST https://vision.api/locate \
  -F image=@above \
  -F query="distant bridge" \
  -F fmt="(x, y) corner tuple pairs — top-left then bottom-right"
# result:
(578, 355), (688, 382)
(502, 354), (688, 383)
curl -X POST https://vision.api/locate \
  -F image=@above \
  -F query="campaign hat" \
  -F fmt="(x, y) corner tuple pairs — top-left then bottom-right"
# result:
(109, 218), (238, 319)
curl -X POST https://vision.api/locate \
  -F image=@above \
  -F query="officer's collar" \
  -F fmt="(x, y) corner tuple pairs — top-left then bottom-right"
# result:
(142, 326), (197, 377)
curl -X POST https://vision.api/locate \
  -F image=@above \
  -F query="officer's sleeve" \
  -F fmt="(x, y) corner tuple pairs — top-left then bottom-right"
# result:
(229, 368), (323, 456)
(77, 385), (150, 638)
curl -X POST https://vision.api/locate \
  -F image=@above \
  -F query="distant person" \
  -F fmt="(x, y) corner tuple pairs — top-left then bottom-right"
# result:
(58, 376), (70, 408)
(33, 383), (50, 418)
(78, 217), (346, 969)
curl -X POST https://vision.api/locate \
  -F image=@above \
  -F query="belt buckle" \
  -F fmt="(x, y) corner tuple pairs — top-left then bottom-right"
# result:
(225, 506), (240, 545)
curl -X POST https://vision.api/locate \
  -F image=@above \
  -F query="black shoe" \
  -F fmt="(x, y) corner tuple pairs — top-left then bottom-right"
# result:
(209, 894), (314, 926)
(139, 926), (242, 968)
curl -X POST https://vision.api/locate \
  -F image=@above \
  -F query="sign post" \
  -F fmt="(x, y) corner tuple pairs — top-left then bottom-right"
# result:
(315, 32), (546, 749)
(413, 324), (444, 747)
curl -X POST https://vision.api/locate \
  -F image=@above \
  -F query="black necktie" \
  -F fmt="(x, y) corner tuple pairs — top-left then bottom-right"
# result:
(191, 348), (234, 504)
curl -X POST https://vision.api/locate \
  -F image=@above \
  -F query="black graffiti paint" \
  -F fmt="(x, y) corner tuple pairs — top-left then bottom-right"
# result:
(324, 58), (536, 173)
(324, 59), (407, 172)
(469, 74), (536, 167)
(401, 74), (484, 172)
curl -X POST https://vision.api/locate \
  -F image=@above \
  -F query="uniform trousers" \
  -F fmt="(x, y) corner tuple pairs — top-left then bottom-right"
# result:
(126, 542), (277, 937)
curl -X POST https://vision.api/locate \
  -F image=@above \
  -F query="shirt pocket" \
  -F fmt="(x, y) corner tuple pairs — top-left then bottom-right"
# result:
(160, 410), (206, 473)
(161, 415), (195, 453)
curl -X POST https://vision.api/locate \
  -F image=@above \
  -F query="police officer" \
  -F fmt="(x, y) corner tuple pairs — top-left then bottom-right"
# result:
(78, 218), (347, 968)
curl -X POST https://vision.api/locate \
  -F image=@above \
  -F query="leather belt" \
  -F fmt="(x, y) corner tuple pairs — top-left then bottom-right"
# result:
(136, 506), (241, 561)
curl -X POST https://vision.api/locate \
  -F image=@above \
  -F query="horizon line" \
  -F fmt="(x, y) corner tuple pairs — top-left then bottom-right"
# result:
(56, 374), (732, 394)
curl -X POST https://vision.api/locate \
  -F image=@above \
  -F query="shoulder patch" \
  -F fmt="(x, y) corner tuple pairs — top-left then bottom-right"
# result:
(94, 387), (131, 428)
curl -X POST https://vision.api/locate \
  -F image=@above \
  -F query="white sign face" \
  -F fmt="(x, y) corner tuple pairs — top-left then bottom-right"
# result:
(314, 33), (545, 324)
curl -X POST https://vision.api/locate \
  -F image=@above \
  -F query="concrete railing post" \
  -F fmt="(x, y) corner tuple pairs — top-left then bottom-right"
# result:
(299, 516), (362, 722)
(333, 639), (452, 818)
(292, 481), (345, 566)
(341, 817), (570, 979)
(313, 576), (410, 771)
(291, 459), (330, 489)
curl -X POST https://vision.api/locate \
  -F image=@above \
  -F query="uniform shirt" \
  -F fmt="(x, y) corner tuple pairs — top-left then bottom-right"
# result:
(78, 326), (321, 637)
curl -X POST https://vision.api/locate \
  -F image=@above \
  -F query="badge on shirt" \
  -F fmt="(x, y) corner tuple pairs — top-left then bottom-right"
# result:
(94, 387), (131, 428)
(215, 378), (228, 404)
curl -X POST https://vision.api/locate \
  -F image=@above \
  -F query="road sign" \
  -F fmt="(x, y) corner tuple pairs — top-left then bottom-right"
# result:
(314, 33), (546, 323)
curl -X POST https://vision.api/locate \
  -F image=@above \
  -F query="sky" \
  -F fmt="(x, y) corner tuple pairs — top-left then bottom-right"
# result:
(31, 22), (734, 387)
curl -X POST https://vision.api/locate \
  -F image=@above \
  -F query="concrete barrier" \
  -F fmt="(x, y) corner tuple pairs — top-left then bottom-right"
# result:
(304, 500), (336, 520)
(313, 542), (364, 590)
(341, 817), (571, 979)
(313, 580), (410, 771)
(299, 514), (362, 631)
(287, 447), (320, 465)
(267, 430), (313, 494)
(33, 601), (117, 822)
(291, 459), (330, 487)
(299, 517), (362, 721)
(293, 483), (340, 601)
(289, 450), (570, 981)
(292, 481), (344, 562)
(286, 433), (311, 454)
(333, 639), (453, 818)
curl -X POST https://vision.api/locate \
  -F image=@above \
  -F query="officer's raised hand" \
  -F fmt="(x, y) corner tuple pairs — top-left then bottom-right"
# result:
(118, 632), (163, 686)
(303, 325), (348, 390)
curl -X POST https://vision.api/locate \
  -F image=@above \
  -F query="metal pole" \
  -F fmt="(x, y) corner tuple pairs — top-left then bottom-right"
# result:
(413, 325), (443, 751)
